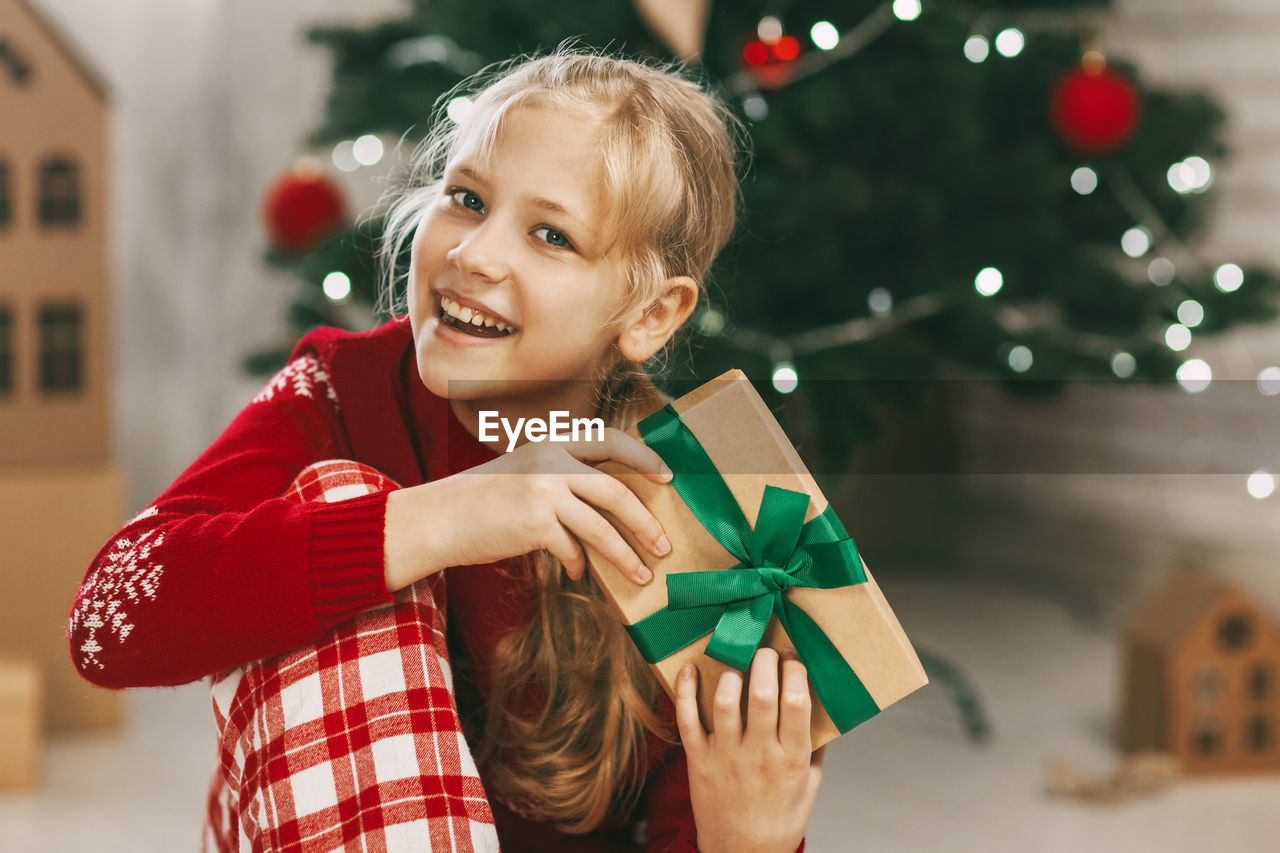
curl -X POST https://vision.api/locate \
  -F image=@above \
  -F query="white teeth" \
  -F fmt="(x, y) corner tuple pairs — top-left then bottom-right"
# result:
(439, 295), (515, 332)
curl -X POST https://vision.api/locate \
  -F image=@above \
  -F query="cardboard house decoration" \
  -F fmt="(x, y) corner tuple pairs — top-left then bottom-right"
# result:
(1121, 570), (1280, 775)
(0, 0), (124, 754)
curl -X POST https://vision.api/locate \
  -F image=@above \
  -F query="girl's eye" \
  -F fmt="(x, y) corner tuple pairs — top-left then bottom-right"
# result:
(448, 188), (484, 213)
(533, 226), (574, 250)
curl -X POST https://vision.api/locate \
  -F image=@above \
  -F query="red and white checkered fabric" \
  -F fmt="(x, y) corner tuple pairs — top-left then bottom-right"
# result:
(204, 460), (498, 852)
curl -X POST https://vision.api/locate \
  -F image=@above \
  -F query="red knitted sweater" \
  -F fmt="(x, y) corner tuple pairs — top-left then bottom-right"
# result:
(68, 318), (721, 852)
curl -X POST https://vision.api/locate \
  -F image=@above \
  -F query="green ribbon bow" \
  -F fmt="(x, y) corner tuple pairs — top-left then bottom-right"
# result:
(624, 403), (880, 733)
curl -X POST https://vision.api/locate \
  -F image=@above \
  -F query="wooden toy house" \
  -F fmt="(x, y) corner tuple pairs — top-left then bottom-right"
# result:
(0, 0), (123, 748)
(1121, 569), (1280, 774)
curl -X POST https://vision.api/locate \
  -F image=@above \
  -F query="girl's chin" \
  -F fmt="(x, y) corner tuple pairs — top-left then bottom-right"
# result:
(416, 359), (509, 400)
(416, 320), (508, 369)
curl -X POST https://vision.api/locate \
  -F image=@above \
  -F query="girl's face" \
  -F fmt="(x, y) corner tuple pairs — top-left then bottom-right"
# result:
(407, 103), (631, 416)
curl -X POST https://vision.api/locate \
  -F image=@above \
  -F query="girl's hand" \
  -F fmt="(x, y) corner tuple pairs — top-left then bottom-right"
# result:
(384, 427), (672, 590)
(676, 649), (826, 853)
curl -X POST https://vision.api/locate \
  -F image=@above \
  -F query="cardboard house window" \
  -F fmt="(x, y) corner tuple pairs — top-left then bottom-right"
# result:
(0, 304), (12, 395)
(1193, 718), (1221, 755)
(0, 38), (32, 86)
(1248, 715), (1271, 753)
(0, 157), (10, 227)
(1250, 664), (1273, 701)
(38, 303), (82, 394)
(1218, 612), (1253, 651)
(38, 156), (81, 227)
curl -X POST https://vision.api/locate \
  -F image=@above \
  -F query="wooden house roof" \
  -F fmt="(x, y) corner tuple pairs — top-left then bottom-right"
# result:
(1124, 569), (1241, 648)
(6, 0), (110, 101)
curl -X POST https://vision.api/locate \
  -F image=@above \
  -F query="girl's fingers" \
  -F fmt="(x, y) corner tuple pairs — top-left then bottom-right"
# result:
(563, 428), (672, 484)
(743, 648), (780, 745)
(542, 519), (588, 580)
(777, 654), (813, 755)
(674, 663), (707, 756)
(566, 468), (668, 563)
(712, 667), (744, 745)
(555, 495), (652, 584)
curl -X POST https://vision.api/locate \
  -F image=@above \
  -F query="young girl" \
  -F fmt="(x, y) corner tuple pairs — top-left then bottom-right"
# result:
(70, 49), (824, 852)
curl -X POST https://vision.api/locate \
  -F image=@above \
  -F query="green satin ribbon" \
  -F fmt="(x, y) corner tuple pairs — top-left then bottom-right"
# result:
(625, 403), (880, 733)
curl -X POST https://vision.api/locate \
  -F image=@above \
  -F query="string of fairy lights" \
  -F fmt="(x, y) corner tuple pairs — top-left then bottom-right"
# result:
(310, 2), (1279, 498)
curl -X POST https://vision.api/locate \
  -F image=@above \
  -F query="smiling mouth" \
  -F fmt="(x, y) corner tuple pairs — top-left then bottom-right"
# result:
(437, 294), (518, 339)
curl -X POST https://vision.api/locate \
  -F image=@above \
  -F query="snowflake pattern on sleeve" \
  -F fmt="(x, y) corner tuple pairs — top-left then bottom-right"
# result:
(72, 528), (166, 672)
(251, 354), (339, 408)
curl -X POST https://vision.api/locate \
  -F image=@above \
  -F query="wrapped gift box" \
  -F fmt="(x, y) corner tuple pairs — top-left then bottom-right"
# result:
(587, 369), (927, 749)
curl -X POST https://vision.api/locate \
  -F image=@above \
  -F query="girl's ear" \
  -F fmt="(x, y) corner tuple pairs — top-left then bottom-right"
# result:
(617, 276), (699, 363)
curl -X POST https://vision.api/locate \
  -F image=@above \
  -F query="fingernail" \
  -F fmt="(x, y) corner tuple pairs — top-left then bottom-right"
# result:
(680, 663), (694, 681)
(656, 535), (671, 556)
(660, 464), (673, 481)
(638, 565), (653, 583)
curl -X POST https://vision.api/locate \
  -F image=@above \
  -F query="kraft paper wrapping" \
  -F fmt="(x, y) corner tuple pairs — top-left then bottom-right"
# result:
(586, 370), (928, 749)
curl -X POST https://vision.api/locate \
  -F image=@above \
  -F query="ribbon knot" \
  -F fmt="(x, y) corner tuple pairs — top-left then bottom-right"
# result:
(757, 566), (793, 591)
(623, 403), (881, 733)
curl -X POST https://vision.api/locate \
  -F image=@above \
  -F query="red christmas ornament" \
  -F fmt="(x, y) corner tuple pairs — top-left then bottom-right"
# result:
(262, 162), (348, 255)
(743, 40), (769, 66)
(742, 34), (803, 89)
(1049, 65), (1141, 156)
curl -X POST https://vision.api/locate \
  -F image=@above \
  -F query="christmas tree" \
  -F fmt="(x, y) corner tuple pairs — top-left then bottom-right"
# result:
(253, 0), (1280, 478)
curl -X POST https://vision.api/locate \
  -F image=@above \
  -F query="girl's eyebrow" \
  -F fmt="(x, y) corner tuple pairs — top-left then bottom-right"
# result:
(451, 165), (486, 184)
(451, 164), (597, 249)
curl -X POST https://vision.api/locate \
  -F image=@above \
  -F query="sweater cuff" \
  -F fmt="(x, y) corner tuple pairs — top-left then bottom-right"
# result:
(307, 491), (395, 625)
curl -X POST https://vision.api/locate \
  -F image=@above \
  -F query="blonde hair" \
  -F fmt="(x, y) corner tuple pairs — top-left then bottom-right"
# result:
(376, 46), (743, 833)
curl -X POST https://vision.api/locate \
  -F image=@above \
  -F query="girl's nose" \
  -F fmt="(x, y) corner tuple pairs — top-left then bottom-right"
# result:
(447, 222), (511, 283)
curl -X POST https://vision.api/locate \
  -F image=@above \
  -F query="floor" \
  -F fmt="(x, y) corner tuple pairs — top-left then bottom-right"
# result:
(3, 571), (1278, 852)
